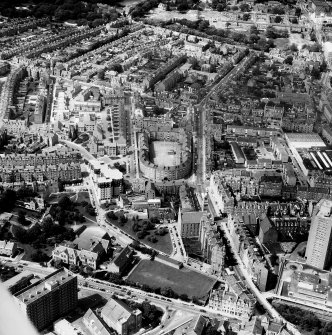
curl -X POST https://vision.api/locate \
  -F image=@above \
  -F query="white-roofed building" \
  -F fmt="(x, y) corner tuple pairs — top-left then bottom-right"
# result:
(89, 159), (123, 202)
(101, 298), (142, 335)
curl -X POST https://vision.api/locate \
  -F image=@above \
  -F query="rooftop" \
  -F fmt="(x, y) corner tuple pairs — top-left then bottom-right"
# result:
(15, 269), (75, 304)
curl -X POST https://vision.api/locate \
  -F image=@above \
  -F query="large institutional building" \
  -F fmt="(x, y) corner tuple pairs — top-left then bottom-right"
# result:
(305, 199), (332, 270)
(14, 268), (78, 331)
(136, 122), (192, 181)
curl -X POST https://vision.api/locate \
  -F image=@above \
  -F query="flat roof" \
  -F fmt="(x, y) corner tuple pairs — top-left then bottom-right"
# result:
(15, 269), (75, 304)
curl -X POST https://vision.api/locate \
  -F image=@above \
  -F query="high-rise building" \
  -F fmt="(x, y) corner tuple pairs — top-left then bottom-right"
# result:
(305, 199), (332, 270)
(14, 268), (78, 331)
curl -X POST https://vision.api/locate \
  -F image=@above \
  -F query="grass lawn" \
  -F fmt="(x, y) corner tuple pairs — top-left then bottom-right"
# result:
(274, 38), (289, 49)
(127, 260), (216, 300)
(73, 191), (91, 204)
(107, 213), (173, 255)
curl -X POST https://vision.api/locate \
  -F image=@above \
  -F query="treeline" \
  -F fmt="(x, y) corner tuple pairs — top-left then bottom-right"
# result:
(273, 303), (322, 333)
(0, 186), (37, 214)
(12, 216), (76, 246)
(0, 0), (120, 25)
(145, 18), (281, 52)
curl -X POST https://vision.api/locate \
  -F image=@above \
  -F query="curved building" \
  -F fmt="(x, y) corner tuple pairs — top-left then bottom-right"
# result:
(138, 128), (192, 181)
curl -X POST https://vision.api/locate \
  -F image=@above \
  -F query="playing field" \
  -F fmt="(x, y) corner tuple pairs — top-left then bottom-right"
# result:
(127, 260), (216, 300)
(150, 141), (182, 167)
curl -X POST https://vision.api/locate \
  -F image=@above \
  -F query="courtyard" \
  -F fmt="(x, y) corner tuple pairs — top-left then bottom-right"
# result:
(150, 141), (182, 167)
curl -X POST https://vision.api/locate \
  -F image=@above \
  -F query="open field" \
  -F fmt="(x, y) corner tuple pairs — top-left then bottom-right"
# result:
(150, 141), (182, 167)
(128, 260), (216, 300)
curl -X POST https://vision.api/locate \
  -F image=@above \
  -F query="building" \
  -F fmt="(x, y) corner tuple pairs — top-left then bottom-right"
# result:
(52, 227), (111, 270)
(107, 246), (135, 274)
(101, 298), (142, 335)
(305, 199), (332, 270)
(230, 142), (245, 164)
(288, 270), (332, 308)
(259, 175), (283, 198)
(0, 240), (17, 257)
(54, 319), (85, 335)
(178, 210), (208, 238)
(137, 128), (192, 181)
(34, 94), (46, 124)
(270, 137), (289, 163)
(258, 214), (278, 244)
(172, 314), (207, 335)
(155, 254), (183, 269)
(208, 288), (256, 319)
(208, 172), (235, 215)
(83, 309), (111, 335)
(14, 268), (78, 331)
(89, 160), (123, 202)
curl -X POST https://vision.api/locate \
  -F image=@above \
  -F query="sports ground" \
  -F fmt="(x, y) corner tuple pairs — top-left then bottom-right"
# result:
(127, 260), (216, 300)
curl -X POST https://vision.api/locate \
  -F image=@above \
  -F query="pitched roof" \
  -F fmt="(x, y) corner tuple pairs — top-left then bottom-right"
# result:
(113, 246), (133, 267)
(260, 214), (274, 233)
(83, 309), (111, 335)
(101, 298), (133, 324)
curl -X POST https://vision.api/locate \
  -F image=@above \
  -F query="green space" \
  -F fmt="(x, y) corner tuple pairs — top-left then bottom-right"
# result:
(127, 259), (216, 300)
(49, 194), (96, 225)
(106, 211), (173, 255)
(72, 192), (97, 223)
(272, 302), (323, 335)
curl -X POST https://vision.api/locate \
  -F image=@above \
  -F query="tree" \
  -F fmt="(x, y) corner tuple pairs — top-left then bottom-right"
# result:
(31, 250), (49, 263)
(132, 222), (139, 232)
(275, 15), (282, 23)
(284, 56), (293, 65)
(109, 63), (123, 73)
(198, 20), (209, 31)
(249, 34), (259, 44)
(266, 26), (275, 39)
(58, 196), (72, 209)
(54, 259), (63, 269)
(295, 7), (301, 17)
(97, 69), (105, 80)
(85, 204), (96, 216)
(18, 210), (27, 226)
(290, 43), (298, 52)
(250, 25), (259, 35)
(240, 3), (250, 12)
(243, 13), (250, 21)
(272, 6), (285, 14)
(180, 293), (189, 301)
(311, 67), (321, 80)
(137, 231), (145, 239)
(91, 18), (104, 27)
(225, 22), (231, 29)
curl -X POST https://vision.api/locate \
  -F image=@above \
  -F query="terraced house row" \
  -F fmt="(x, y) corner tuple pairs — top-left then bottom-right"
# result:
(0, 150), (81, 167)
(0, 17), (49, 38)
(0, 162), (81, 183)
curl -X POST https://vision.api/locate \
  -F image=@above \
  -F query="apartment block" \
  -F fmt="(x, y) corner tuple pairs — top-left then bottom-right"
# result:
(14, 268), (78, 331)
